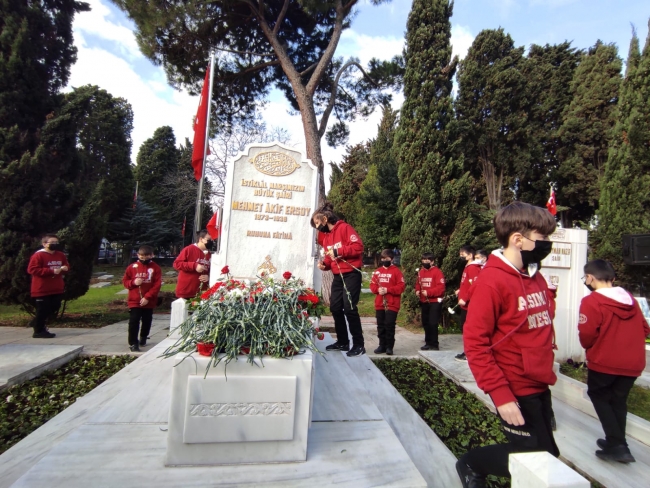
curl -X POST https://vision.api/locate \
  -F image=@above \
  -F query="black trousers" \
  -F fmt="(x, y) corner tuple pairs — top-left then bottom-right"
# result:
(460, 389), (560, 478)
(33, 294), (63, 333)
(376, 309), (398, 348)
(420, 302), (441, 347)
(128, 308), (153, 346)
(587, 369), (636, 447)
(330, 271), (363, 347)
(459, 308), (468, 332)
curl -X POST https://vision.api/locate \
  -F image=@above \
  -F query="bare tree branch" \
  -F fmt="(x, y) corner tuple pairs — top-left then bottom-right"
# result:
(318, 60), (378, 138)
(273, 0), (290, 36)
(239, 59), (280, 76)
(214, 45), (275, 57)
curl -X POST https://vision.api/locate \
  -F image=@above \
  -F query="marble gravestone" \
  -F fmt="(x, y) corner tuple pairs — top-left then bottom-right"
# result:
(210, 142), (320, 289)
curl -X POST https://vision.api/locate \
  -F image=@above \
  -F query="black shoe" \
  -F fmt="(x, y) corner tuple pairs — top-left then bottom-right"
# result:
(139, 338), (147, 347)
(595, 444), (635, 463)
(325, 341), (350, 351)
(597, 438), (609, 449)
(551, 415), (557, 431)
(454, 352), (467, 362)
(455, 460), (487, 488)
(346, 345), (366, 357)
(420, 344), (432, 351)
(32, 331), (56, 339)
(373, 346), (387, 354)
(129, 344), (140, 352)
(386, 347), (393, 356)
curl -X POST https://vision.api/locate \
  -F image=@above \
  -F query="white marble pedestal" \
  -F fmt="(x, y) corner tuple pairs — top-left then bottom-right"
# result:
(510, 452), (589, 488)
(169, 298), (188, 339)
(166, 350), (314, 466)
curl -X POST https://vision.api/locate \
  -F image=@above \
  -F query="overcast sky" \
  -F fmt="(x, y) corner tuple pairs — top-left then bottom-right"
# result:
(67, 0), (649, 186)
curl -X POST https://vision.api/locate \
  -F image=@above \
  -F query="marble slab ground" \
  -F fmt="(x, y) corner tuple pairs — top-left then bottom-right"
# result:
(0, 344), (82, 391)
(4, 334), (429, 487)
(419, 351), (650, 488)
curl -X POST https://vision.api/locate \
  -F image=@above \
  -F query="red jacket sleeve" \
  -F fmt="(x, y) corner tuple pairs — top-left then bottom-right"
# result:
(61, 254), (69, 273)
(174, 247), (198, 273)
(387, 269), (406, 295)
(144, 266), (162, 300)
(369, 271), (380, 295)
(431, 268), (446, 298)
(464, 285), (516, 407)
(27, 254), (54, 277)
(321, 254), (332, 271)
(578, 297), (602, 350)
(335, 225), (363, 260)
(122, 266), (137, 290)
(459, 266), (479, 303)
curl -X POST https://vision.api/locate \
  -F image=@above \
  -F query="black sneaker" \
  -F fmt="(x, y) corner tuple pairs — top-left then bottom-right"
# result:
(33, 331), (56, 339)
(346, 345), (366, 357)
(325, 341), (349, 351)
(129, 344), (141, 352)
(420, 344), (432, 350)
(139, 338), (147, 347)
(596, 444), (636, 463)
(597, 438), (608, 449)
(386, 347), (393, 356)
(454, 352), (467, 362)
(373, 346), (387, 354)
(455, 460), (487, 488)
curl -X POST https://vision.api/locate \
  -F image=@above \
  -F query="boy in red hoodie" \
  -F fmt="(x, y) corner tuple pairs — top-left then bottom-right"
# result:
(370, 249), (405, 355)
(456, 202), (558, 488)
(122, 245), (161, 352)
(415, 252), (445, 351)
(174, 230), (212, 299)
(27, 234), (69, 338)
(455, 245), (483, 361)
(579, 259), (650, 463)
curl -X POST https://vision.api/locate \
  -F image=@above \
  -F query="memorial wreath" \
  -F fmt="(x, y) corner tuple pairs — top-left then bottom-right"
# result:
(162, 266), (326, 373)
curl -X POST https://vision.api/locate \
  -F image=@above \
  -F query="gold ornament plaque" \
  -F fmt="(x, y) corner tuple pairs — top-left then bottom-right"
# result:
(258, 255), (277, 275)
(249, 152), (301, 176)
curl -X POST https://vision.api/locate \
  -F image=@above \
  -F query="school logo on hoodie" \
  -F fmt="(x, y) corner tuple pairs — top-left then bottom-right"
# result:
(579, 313), (588, 325)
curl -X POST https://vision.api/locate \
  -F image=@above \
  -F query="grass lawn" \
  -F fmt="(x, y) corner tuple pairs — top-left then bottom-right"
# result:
(559, 363), (650, 422)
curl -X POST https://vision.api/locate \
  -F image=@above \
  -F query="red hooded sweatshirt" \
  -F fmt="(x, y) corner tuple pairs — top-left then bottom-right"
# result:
(122, 261), (162, 309)
(320, 221), (363, 275)
(459, 261), (482, 310)
(579, 288), (650, 377)
(28, 249), (69, 297)
(415, 266), (446, 303)
(370, 264), (406, 312)
(174, 244), (211, 299)
(464, 251), (557, 408)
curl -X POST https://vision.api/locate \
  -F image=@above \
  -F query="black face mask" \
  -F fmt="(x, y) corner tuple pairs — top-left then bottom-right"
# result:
(48, 243), (62, 252)
(459, 256), (467, 262)
(521, 240), (553, 267)
(585, 283), (595, 293)
(317, 223), (330, 233)
(139, 259), (152, 265)
(381, 260), (391, 268)
(421, 263), (431, 270)
(203, 240), (214, 251)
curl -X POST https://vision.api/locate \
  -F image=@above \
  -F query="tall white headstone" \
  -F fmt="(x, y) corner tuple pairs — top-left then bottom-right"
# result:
(540, 228), (589, 361)
(211, 143), (320, 288)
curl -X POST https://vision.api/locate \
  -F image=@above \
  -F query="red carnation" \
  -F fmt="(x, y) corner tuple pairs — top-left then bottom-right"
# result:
(283, 271), (292, 280)
(221, 265), (230, 275)
(298, 294), (319, 305)
(201, 281), (223, 300)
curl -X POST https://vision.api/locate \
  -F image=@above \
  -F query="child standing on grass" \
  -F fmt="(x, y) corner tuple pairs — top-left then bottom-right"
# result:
(456, 202), (558, 488)
(415, 252), (445, 351)
(370, 249), (405, 356)
(122, 245), (161, 352)
(578, 259), (650, 463)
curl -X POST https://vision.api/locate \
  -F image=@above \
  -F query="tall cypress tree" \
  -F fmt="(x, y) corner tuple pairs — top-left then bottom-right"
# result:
(593, 25), (650, 289)
(555, 42), (622, 227)
(326, 143), (370, 226)
(396, 0), (473, 313)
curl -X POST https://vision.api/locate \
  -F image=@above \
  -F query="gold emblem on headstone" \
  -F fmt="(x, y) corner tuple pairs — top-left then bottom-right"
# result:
(249, 152), (300, 176)
(258, 255), (277, 275)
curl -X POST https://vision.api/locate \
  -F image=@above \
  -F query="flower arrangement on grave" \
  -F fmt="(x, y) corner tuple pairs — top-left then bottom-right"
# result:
(162, 266), (326, 373)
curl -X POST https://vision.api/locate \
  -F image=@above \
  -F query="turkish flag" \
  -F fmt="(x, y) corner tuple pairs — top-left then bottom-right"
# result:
(546, 188), (557, 216)
(192, 67), (211, 181)
(207, 212), (221, 240)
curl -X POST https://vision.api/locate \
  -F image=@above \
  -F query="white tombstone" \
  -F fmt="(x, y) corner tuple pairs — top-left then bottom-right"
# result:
(509, 452), (589, 488)
(169, 298), (189, 339)
(540, 228), (589, 361)
(211, 142), (320, 289)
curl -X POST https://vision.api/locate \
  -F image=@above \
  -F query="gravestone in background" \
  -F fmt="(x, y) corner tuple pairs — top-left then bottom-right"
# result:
(211, 143), (320, 290)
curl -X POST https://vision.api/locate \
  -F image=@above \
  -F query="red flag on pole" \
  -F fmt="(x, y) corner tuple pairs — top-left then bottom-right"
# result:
(181, 216), (186, 237)
(192, 67), (211, 181)
(546, 187), (557, 216)
(207, 212), (221, 240)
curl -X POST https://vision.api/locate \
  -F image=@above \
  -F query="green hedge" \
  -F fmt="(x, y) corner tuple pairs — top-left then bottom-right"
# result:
(1, 355), (135, 454)
(374, 358), (508, 487)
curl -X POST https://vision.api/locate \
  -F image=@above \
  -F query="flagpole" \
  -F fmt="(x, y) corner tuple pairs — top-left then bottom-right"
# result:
(193, 51), (216, 242)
